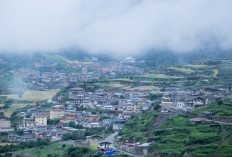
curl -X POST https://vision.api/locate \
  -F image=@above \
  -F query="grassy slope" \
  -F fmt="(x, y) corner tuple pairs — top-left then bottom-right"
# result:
(2, 89), (59, 102)
(168, 67), (195, 74)
(120, 100), (232, 156)
(1, 89), (59, 117)
(192, 100), (232, 118)
(119, 111), (158, 143)
(138, 74), (182, 79)
(14, 142), (71, 157)
(150, 116), (223, 156)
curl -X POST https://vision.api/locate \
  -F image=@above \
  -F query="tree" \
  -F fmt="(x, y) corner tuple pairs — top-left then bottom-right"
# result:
(120, 95), (125, 99)
(149, 94), (162, 101)
(110, 101), (118, 105)
(152, 103), (161, 111)
(0, 112), (6, 119)
(15, 129), (24, 136)
(47, 119), (60, 125)
(217, 99), (223, 105)
(68, 121), (76, 128)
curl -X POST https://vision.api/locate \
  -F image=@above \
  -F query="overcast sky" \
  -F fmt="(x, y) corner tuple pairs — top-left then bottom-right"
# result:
(0, 0), (231, 56)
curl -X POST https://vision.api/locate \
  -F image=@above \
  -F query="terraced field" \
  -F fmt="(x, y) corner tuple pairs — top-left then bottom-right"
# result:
(168, 67), (195, 74)
(2, 89), (59, 102)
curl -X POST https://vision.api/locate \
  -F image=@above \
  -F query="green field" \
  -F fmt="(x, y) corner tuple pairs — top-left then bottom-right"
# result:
(2, 89), (59, 102)
(168, 67), (195, 74)
(192, 99), (232, 118)
(3, 103), (35, 117)
(94, 83), (126, 89)
(187, 64), (212, 68)
(1, 89), (59, 117)
(111, 78), (135, 82)
(132, 86), (157, 90)
(138, 74), (182, 79)
(149, 116), (225, 156)
(44, 54), (92, 66)
(14, 142), (71, 157)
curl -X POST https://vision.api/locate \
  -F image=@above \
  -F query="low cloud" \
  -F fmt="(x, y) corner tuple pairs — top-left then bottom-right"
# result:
(0, 0), (231, 55)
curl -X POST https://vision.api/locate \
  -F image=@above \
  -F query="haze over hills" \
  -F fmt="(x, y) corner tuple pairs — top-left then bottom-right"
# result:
(0, 0), (232, 57)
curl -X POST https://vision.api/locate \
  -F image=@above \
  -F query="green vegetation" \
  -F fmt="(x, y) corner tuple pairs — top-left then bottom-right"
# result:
(137, 74), (182, 79)
(94, 83), (126, 89)
(111, 78), (135, 83)
(44, 54), (69, 66)
(120, 99), (232, 156)
(14, 142), (72, 157)
(149, 116), (222, 156)
(132, 86), (157, 90)
(193, 98), (232, 118)
(0, 139), (50, 155)
(187, 64), (212, 68)
(168, 67), (195, 74)
(3, 89), (59, 102)
(119, 111), (158, 143)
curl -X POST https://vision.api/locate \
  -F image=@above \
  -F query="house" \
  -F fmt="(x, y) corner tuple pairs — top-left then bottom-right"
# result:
(83, 122), (101, 128)
(86, 135), (103, 146)
(74, 140), (90, 147)
(102, 105), (114, 110)
(8, 135), (36, 142)
(23, 113), (47, 128)
(189, 118), (214, 125)
(83, 114), (100, 122)
(185, 96), (207, 108)
(135, 143), (151, 156)
(69, 88), (85, 95)
(0, 119), (14, 132)
(50, 105), (65, 119)
(98, 141), (112, 149)
(33, 113), (47, 125)
(0, 119), (11, 128)
(61, 127), (84, 134)
(23, 118), (36, 128)
(113, 124), (124, 131)
(59, 110), (77, 121)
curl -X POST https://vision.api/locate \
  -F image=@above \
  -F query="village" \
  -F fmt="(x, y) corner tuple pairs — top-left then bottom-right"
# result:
(1, 56), (232, 156)
(1, 82), (232, 156)
(0, 57), (143, 94)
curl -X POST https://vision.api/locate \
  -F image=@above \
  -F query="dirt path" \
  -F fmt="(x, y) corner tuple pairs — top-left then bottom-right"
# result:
(220, 124), (227, 142)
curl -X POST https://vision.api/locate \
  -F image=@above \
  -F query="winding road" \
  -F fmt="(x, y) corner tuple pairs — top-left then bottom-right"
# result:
(105, 132), (144, 157)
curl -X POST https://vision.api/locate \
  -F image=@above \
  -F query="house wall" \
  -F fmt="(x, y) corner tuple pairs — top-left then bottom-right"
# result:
(0, 119), (10, 128)
(35, 116), (47, 125)
(50, 110), (64, 119)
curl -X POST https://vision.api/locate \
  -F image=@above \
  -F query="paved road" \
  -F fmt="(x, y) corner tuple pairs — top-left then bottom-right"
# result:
(105, 132), (144, 157)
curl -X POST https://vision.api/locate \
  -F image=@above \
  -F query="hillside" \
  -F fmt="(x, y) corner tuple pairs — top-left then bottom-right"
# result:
(112, 58), (232, 89)
(119, 99), (232, 156)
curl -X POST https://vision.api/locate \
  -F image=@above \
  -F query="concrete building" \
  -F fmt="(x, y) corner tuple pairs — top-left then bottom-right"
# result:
(0, 119), (14, 132)
(33, 114), (47, 125)
(50, 105), (65, 119)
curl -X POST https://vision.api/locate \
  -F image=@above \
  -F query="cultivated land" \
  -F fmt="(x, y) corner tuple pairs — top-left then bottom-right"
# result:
(2, 89), (59, 102)
(186, 64), (212, 68)
(168, 67), (195, 74)
(137, 74), (182, 79)
(4, 103), (35, 117)
(132, 86), (157, 90)
(120, 99), (232, 156)
(14, 142), (71, 157)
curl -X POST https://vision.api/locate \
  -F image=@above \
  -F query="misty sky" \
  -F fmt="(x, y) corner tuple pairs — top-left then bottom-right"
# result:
(0, 0), (232, 56)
